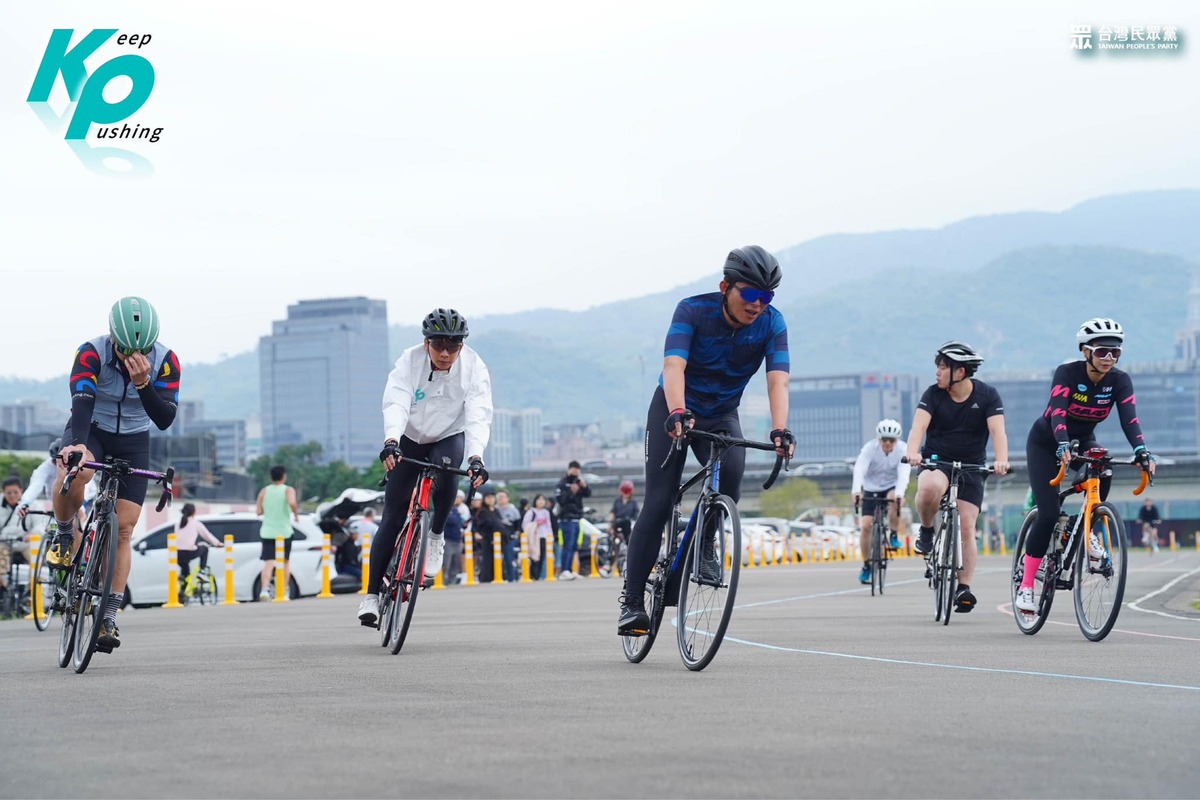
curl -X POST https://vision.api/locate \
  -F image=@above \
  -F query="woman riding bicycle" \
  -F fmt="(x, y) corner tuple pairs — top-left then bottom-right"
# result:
(618, 246), (795, 636)
(1015, 317), (1155, 613)
(175, 503), (222, 586)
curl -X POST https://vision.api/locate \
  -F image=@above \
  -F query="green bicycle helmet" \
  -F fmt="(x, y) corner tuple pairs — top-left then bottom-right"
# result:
(109, 296), (160, 355)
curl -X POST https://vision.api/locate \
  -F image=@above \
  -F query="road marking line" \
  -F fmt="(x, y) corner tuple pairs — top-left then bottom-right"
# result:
(992, 603), (1200, 642)
(1126, 564), (1200, 623)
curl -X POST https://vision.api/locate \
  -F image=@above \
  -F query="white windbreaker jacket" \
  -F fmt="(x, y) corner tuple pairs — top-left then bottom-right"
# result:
(381, 343), (494, 460)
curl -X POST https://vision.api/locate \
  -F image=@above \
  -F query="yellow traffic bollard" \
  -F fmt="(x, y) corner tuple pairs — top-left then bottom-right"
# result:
(762, 539), (772, 567)
(1195, 531), (1200, 551)
(1169, 530), (1177, 551)
(359, 529), (371, 594)
(493, 531), (503, 583)
(998, 534), (1007, 556)
(746, 542), (756, 569)
(519, 532), (532, 583)
(545, 537), (556, 583)
(463, 530), (476, 586)
(317, 533), (334, 598)
(273, 537), (289, 602)
(221, 534), (238, 605)
(433, 563), (445, 590)
(26, 533), (42, 620)
(589, 530), (600, 578)
(164, 533), (183, 608)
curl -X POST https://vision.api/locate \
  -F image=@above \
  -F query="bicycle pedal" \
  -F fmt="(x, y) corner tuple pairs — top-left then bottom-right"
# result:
(96, 643), (114, 654)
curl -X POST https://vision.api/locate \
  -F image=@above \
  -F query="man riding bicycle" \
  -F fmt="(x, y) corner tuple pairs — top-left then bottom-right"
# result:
(46, 296), (181, 651)
(1015, 318), (1154, 613)
(618, 246), (795, 636)
(357, 308), (492, 627)
(1137, 497), (1162, 554)
(852, 419), (911, 585)
(905, 341), (1009, 614)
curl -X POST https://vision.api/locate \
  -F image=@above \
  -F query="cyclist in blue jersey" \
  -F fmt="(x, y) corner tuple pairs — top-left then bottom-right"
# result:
(618, 246), (795, 635)
(47, 296), (181, 652)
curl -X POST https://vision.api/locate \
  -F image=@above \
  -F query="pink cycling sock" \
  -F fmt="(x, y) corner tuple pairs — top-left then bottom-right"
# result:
(1021, 555), (1041, 590)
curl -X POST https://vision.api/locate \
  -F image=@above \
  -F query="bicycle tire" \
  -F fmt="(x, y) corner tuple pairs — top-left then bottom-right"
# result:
(32, 541), (56, 631)
(677, 494), (740, 671)
(1074, 503), (1127, 642)
(621, 570), (661, 663)
(940, 509), (958, 625)
(870, 518), (885, 597)
(57, 560), (80, 668)
(74, 511), (117, 673)
(1010, 509), (1053, 635)
(389, 510), (430, 655)
(378, 534), (404, 648)
(931, 516), (945, 622)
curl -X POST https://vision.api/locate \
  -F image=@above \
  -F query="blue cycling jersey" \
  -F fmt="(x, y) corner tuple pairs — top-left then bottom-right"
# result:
(661, 292), (789, 418)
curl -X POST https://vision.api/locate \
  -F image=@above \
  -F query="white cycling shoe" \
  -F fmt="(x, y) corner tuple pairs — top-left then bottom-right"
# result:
(425, 536), (445, 579)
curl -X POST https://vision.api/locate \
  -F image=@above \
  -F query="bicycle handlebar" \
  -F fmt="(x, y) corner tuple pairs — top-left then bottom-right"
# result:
(901, 456), (996, 474)
(19, 509), (54, 531)
(1048, 440), (1153, 495)
(377, 456), (478, 504)
(60, 452), (174, 511)
(662, 428), (789, 490)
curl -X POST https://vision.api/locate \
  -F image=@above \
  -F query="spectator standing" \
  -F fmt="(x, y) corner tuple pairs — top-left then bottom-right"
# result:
(523, 494), (553, 580)
(472, 490), (501, 583)
(555, 461), (591, 580)
(442, 493), (465, 583)
(1, 478), (29, 594)
(256, 465), (299, 601)
(496, 490), (522, 582)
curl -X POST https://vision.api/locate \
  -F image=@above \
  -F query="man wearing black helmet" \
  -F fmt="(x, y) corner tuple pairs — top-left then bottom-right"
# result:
(357, 308), (493, 627)
(618, 245), (795, 636)
(905, 341), (1009, 614)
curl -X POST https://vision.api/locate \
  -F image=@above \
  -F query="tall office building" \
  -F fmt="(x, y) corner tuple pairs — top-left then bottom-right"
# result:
(788, 372), (922, 461)
(259, 297), (389, 467)
(486, 408), (543, 469)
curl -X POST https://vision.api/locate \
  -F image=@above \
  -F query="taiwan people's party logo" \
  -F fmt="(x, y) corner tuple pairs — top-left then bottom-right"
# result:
(1070, 24), (1184, 56)
(27, 29), (162, 176)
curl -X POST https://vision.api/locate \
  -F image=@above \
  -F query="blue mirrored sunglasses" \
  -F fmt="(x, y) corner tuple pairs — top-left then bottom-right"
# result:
(736, 286), (774, 305)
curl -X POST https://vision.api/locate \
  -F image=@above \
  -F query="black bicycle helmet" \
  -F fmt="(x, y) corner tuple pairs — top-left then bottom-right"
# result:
(935, 340), (984, 376)
(422, 308), (469, 339)
(722, 246), (782, 290)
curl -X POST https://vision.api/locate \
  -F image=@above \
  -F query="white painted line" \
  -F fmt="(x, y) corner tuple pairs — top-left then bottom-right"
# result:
(1126, 563), (1200, 623)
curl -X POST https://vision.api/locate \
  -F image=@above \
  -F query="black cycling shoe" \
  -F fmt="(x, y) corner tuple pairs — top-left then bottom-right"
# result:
(97, 619), (121, 650)
(913, 526), (935, 555)
(618, 598), (650, 636)
(953, 586), (976, 613)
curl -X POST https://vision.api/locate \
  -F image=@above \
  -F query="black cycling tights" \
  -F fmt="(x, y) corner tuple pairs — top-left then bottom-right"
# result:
(623, 387), (745, 600)
(1025, 435), (1109, 559)
(367, 433), (464, 595)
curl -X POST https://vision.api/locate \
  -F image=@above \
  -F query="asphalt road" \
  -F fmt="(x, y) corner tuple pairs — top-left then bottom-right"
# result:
(3, 551), (1199, 799)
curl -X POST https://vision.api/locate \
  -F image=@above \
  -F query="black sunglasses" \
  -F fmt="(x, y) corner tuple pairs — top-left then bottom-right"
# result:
(427, 337), (464, 353)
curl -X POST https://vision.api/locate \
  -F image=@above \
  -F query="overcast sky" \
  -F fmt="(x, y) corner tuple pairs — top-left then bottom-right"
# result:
(3, 0), (1197, 381)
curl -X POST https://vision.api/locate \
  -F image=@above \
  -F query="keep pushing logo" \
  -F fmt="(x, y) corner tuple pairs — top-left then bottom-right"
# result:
(27, 29), (162, 176)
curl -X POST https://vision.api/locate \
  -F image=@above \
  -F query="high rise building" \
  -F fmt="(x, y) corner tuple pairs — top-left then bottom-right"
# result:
(788, 372), (922, 461)
(486, 408), (543, 469)
(259, 297), (389, 467)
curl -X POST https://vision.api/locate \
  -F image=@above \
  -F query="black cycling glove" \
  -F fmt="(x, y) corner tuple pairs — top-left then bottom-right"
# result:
(770, 428), (795, 452)
(664, 408), (695, 436)
(378, 441), (401, 464)
(467, 457), (488, 486)
(1133, 447), (1154, 468)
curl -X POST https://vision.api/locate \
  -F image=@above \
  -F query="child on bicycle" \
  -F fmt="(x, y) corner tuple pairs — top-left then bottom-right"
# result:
(905, 341), (1009, 614)
(851, 419), (911, 585)
(619, 246), (795, 636)
(1015, 318), (1154, 613)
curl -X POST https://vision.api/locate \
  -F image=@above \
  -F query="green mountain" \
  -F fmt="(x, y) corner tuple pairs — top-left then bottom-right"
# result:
(5, 191), (1197, 428)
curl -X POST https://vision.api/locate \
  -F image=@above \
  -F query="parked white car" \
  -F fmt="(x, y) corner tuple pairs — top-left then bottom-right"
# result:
(738, 519), (787, 565)
(124, 512), (326, 607)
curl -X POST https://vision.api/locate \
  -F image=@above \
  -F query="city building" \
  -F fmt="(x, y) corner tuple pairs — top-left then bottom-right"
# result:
(0, 398), (67, 437)
(485, 408), (543, 469)
(259, 297), (390, 467)
(788, 373), (922, 461)
(166, 400), (248, 470)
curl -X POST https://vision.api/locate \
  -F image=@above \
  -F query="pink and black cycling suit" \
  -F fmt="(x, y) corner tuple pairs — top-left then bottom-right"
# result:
(1023, 360), (1146, 558)
(64, 335), (181, 505)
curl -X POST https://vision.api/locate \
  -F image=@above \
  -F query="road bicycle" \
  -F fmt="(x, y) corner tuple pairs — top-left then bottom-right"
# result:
(621, 428), (785, 671)
(1011, 444), (1150, 641)
(21, 510), (60, 631)
(906, 456), (996, 625)
(856, 494), (897, 597)
(596, 518), (630, 578)
(376, 456), (472, 655)
(57, 455), (173, 673)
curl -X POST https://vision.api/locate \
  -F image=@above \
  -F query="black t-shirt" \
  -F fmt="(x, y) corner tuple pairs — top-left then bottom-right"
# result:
(917, 379), (1004, 464)
(1138, 505), (1160, 524)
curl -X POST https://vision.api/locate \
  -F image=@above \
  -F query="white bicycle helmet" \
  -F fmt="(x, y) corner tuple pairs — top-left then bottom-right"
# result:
(1076, 317), (1124, 346)
(876, 419), (902, 439)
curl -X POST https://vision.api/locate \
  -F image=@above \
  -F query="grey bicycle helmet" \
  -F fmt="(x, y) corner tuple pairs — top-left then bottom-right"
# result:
(935, 341), (984, 376)
(1076, 317), (1124, 347)
(723, 246), (782, 290)
(422, 308), (469, 339)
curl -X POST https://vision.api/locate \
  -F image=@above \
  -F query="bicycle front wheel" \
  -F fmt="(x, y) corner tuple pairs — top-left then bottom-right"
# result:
(33, 539), (57, 631)
(389, 511), (430, 655)
(677, 494), (740, 671)
(870, 520), (884, 597)
(938, 511), (958, 625)
(74, 512), (117, 673)
(1074, 503), (1128, 642)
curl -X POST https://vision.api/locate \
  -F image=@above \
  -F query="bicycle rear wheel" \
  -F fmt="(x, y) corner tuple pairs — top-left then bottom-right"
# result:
(677, 494), (740, 671)
(74, 512), (117, 673)
(1010, 509), (1053, 635)
(33, 540), (57, 631)
(389, 511), (430, 655)
(1074, 503), (1127, 642)
(621, 569), (662, 663)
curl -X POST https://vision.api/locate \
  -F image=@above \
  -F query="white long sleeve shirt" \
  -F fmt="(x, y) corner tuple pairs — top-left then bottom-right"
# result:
(381, 343), (493, 460)
(851, 438), (911, 495)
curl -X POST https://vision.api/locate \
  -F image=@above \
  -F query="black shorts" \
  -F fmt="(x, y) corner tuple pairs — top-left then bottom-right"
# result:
(63, 422), (152, 506)
(860, 489), (896, 519)
(920, 466), (986, 508)
(260, 538), (292, 561)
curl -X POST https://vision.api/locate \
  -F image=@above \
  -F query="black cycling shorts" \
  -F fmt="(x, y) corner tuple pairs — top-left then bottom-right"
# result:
(860, 489), (896, 519)
(920, 465), (986, 508)
(63, 422), (152, 506)
(260, 538), (293, 561)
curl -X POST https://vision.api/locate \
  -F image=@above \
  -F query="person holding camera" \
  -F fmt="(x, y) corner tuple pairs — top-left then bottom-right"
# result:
(554, 461), (591, 580)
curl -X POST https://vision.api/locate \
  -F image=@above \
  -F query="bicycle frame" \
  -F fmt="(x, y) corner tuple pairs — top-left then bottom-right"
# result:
(1049, 448), (1149, 564)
